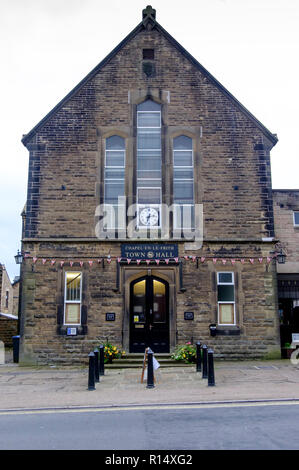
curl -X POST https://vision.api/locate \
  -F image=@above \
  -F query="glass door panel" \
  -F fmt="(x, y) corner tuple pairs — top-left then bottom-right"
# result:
(153, 280), (166, 323)
(130, 275), (169, 353)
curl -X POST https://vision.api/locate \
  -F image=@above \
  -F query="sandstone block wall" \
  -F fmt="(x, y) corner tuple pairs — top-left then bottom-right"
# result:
(19, 16), (280, 365)
(273, 190), (299, 273)
(0, 316), (17, 347)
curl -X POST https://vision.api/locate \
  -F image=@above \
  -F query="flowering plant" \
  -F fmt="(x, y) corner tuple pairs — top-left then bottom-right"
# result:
(102, 342), (122, 363)
(171, 342), (197, 364)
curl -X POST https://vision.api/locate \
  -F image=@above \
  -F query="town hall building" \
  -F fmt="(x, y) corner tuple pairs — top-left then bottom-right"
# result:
(19, 6), (281, 364)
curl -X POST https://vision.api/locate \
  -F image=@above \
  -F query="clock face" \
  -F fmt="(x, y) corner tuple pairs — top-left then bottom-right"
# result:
(139, 207), (159, 226)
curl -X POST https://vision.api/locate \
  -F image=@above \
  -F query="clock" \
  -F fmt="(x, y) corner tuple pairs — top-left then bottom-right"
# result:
(139, 207), (159, 227)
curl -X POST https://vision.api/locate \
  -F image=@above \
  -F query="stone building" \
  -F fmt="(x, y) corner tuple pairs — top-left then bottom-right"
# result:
(0, 264), (18, 347)
(0, 264), (13, 315)
(19, 6), (281, 365)
(273, 190), (299, 351)
(12, 277), (20, 318)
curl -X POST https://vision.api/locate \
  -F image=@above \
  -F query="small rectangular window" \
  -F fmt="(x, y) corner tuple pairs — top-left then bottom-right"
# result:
(294, 211), (299, 226)
(217, 272), (235, 325)
(64, 272), (82, 325)
(143, 49), (155, 60)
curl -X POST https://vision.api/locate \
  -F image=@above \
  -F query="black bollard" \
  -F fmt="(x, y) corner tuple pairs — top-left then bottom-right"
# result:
(202, 344), (208, 379)
(12, 335), (20, 363)
(88, 352), (96, 390)
(94, 348), (100, 383)
(196, 341), (201, 372)
(99, 344), (105, 376)
(146, 347), (155, 389)
(208, 348), (215, 386)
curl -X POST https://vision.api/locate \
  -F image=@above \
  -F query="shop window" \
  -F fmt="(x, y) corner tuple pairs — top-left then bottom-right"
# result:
(64, 272), (82, 325)
(217, 272), (235, 325)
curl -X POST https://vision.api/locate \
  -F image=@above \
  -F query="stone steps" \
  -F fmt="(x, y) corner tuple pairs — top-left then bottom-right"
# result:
(105, 353), (194, 369)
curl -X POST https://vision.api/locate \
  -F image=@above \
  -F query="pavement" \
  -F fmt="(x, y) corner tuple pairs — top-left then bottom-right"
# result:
(1, 349), (299, 411)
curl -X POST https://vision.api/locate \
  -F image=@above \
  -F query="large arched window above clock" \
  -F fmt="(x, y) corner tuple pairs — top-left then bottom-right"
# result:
(104, 135), (125, 229)
(173, 135), (194, 229)
(136, 100), (162, 228)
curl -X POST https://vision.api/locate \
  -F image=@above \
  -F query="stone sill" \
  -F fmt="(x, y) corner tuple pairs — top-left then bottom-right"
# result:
(215, 327), (241, 336)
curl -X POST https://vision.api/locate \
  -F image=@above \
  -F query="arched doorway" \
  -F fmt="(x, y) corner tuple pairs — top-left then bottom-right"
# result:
(130, 275), (169, 353)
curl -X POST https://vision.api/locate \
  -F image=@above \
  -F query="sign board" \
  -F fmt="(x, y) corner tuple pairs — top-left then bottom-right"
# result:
(67, 328), (77, 336)
(184, 311), (194, 320)
(121, 243), (178, 260)
(106, 313), (115, 321)
(292, 333), (299, 344)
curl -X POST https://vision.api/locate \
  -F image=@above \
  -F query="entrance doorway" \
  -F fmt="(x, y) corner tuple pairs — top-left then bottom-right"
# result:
(278, 275), (299, 350)
(130, 275), (169, 353)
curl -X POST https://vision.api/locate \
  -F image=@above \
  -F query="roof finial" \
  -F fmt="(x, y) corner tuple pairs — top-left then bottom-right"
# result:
(142, 5), (156, 30)
(142, 5), (156, 21)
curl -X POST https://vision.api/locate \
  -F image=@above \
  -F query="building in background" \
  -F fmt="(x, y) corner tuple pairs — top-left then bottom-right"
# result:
(18, 6), (281, 365)
(273, 190), (299, 354)
(0, 264), (18, 347)
(12, 276), (20, 318)
(0, 264), (13, 314)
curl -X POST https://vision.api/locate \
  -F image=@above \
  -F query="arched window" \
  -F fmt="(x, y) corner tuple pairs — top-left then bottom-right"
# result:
(136, 100), (162, 228)
(104, 135), (125, 229)
(173, 135), (194, 229)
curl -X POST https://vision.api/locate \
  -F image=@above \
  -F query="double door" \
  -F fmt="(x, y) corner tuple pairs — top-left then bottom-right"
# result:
(130, 275), (169, 353)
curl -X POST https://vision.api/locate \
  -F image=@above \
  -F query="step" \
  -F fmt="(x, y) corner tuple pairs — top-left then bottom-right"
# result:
(105, 353), (194, 369)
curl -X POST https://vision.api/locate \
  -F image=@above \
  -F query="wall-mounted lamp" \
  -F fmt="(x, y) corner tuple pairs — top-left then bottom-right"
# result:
(276, 249), (286, 264)
(14, 250), (23, 265)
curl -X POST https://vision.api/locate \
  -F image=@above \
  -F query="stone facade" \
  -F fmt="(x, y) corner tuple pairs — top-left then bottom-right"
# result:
(19, 7), (281, 365)
(0, 265), (13, 315)
(273, 190), (299, 274)
(273, 190), (299, 348)
(0, 315), (18, 347)
(0, 265), (17, 347)
(12, 278), (20, 317)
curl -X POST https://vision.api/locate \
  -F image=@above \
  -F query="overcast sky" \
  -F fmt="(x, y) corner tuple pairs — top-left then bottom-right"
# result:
(0, 0), (298, 281)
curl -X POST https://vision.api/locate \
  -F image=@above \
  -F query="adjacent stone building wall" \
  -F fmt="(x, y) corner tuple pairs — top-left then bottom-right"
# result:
(273, 190), (299, 273)
(12, 279), (20, 317)
(0, 265), (13, 315)
(0, 315), (18, 347)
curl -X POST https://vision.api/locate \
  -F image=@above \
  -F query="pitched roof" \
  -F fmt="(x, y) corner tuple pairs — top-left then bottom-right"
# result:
(22, 5), (278, 147)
